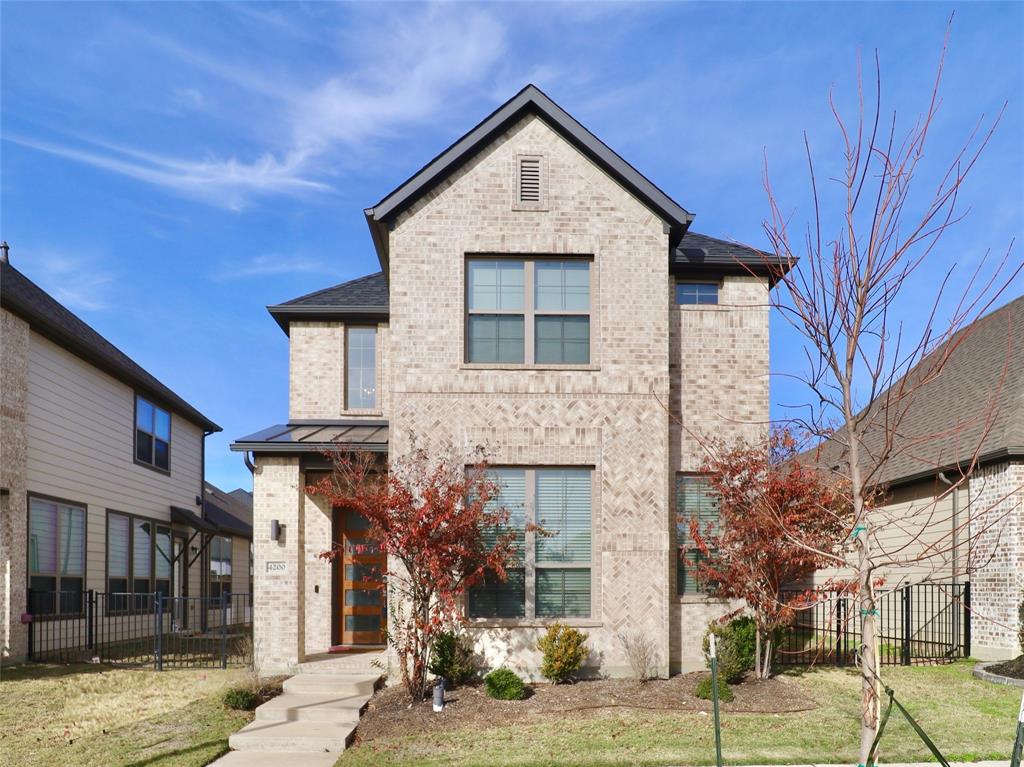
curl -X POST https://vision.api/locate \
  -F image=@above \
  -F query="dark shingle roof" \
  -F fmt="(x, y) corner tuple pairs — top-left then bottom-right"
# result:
(1, 260), (220, 432)
(673, 231), (790, 285)
(204, 481), (252, 539)
(811, 295), (1024, 487)
(267, 271), (388, 334)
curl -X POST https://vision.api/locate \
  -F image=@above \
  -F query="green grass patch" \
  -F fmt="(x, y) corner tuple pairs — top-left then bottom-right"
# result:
(0, 662), (251, 766)
(337, 661), (1019, 766)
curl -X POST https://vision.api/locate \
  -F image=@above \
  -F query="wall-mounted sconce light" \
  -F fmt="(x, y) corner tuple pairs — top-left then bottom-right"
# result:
(271, 519), (283, 541)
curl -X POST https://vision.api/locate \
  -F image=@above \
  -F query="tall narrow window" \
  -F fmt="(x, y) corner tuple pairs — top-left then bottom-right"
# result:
(346, 327), (377, 409)
(535, 469), (592, 617)
(154, 526), (172, 601)
(676, 475), (720, 596)
(133, 518), (153, 608)
(466, 259), (590, 365)
(136, 395), (171, 471)
(107, 513), (130, 610)
(209, 536), (233, 601)
(28, 497), (85, 615)
(468, 469), (527, 618)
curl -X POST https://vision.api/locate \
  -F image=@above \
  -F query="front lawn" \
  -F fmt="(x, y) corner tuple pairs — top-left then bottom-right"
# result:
(0, 662), (251, 767)
(338, 661), (1019, 767)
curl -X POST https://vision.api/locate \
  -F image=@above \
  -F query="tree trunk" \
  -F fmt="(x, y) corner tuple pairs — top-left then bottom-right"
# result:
(857, 527), (881, 763)
(763, 636), (773, 679)
(755, 629), (763, 679)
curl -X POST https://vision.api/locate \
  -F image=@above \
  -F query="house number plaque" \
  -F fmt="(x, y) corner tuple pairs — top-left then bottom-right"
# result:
(266, 561), (287, 573)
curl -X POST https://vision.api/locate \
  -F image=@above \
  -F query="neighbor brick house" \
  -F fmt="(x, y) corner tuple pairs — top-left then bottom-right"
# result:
(0, 249), (248, 663)
(233, 85), (787, 677)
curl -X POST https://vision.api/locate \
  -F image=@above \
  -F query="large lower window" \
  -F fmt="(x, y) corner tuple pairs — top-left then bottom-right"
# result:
(107, 511), (172, 611)
(468, 467), (592, 620)
(136, 395), (171, 471)
(346, 326), (377, 409)
(466, 258), (590, 364)
(28, 497), (85, 615)
(209, 536), (233, 601)
(676, 475), (720, 596)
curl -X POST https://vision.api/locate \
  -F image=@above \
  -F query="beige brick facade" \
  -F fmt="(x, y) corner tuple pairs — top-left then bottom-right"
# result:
(250, 113), (774, 678)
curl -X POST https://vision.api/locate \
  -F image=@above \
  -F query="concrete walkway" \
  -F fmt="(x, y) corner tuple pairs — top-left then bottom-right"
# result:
(212, 651), (385, 767)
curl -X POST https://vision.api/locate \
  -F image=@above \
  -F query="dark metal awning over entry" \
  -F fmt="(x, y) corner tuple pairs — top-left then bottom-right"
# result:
(229, 420), (389, 454)
(171, 505), (219, 533)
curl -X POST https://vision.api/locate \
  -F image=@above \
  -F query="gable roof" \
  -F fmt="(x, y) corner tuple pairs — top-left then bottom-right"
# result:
(811, 294), (1024, 487)
(1, 260), (220, 432)
(672, 231), (789, 286)
(204, 480), (253, 539)
(267, 271), (388, 333)
(364, 84), (694, 272)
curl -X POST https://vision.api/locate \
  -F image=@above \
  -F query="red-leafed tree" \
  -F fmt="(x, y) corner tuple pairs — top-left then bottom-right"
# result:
(688, 429), (852, 678)
(307, 443), (517, 700)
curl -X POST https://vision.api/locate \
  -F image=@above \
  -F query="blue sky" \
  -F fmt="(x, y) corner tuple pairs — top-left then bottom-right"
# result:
(2, 2), (1022, 492)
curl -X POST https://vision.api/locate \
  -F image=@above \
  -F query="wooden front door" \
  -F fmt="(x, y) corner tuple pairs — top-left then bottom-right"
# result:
(334, 508), (386, 646)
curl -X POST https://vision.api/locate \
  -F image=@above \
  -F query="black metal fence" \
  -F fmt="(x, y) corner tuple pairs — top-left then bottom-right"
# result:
(777, 582), (970, 667)
(26, 590), (253, 669)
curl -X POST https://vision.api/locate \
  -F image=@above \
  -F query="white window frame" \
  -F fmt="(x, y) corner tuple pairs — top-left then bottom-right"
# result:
(345, 325), (378, 410)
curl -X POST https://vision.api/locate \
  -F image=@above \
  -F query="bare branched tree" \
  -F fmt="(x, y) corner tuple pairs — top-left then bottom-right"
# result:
(761, 17), (1020, 761)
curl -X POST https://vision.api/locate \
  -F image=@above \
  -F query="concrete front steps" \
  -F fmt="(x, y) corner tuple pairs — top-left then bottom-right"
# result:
(216, 665), (382, 766)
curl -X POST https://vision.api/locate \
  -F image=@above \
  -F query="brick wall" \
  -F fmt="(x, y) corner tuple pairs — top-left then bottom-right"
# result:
(0, 308), (29, 662)
(968, 460), (1023, 660)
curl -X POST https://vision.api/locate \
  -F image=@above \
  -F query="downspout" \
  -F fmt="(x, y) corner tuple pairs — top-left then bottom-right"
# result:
(243, 451), (256, 474)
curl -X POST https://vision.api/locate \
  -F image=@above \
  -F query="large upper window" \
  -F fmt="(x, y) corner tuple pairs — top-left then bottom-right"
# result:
(676, 475), (720, 596)
(209, 536), (233, 601)
(468, 467), (592, 620)
(346, 326), (377, 409)
(675, 282), (719, 306)
(28, 497), (85, 615)
(107, 512), (173, 611)
(135, 395), (170, 471)
(467, 259), (590, 365)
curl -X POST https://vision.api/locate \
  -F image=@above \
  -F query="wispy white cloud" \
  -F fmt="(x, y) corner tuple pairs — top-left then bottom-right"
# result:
(26, 249), (117, 312)
(6, 3), (511, 210)
(209, 254), (335, 281)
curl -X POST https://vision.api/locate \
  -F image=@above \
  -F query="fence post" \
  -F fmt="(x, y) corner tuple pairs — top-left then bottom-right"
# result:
(963, 582), (972, 659)
(220, 592), (228, 670)
(902, 586), (912, 666)
(155, 592), (163, 672)
(86, 590), (95, 651)
(25, 587), (33, 661)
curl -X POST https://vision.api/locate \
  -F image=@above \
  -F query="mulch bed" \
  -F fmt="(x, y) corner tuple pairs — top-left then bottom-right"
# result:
(353, 672), (815, 744)
(988, 655), (1024, 680)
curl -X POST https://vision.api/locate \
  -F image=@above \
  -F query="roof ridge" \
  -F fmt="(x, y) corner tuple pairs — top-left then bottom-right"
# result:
(276, 270), (384, 307)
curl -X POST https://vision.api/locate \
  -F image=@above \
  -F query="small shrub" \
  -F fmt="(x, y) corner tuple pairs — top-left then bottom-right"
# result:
(695, 674), (735, 703)
(428, 631), (477, 687)
(618, 629), (658, 682)
(222, 677), (284, 711)
(538, 623), (589, 683)
(484, 668), (526, 700)
(702, 617), (754, 683)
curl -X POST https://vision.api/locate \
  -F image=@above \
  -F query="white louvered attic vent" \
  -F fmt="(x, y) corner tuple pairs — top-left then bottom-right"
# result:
(519, 157), (541, 203)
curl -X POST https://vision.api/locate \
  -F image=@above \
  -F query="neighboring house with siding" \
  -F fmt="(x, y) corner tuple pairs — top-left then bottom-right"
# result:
(0, 250), (240, 663)
(233, 85), (788, 678)
(811, 295), (1023, 660)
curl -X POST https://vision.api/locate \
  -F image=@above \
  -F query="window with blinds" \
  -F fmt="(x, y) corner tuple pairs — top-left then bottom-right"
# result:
(107, 511), (174, 612)
(209, 536), (233, 601)
(676, 475), (720, 596)
(28, 497), (85, 615)
(468, 467), (592, 620)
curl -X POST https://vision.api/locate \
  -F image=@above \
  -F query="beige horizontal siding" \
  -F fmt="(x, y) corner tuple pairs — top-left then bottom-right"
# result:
(25, 332), (205, 593)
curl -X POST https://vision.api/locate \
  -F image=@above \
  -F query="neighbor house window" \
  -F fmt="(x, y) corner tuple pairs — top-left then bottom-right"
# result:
(28, 497), (85, 615)
(107, 511), (172, 611)
(466, 258), (590, 364)
(346, 326), (377, 409)
(468, 467), (592, 620)
(209, 536), (232, 601)
(676, 475), (720, 596)
(135, 395), (171, 471)
(675, 282), (719, 305)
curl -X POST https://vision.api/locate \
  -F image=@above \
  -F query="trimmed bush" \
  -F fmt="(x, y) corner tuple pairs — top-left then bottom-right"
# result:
(537, 623), (589, 683)
(702, 617), (754, 683)
(695, 674), (735, 703)
(484, 668), (526, 700)
(428, 631), (477, 687)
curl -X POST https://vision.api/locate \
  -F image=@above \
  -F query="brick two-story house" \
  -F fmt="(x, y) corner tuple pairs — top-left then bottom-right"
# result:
(233, 85), (787, 678)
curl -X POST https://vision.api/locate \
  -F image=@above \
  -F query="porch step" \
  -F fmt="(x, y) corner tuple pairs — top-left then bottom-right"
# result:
(255, 691), (368, 723)
(282, 672), (379, 695)
(211, 751), (338, 767)
(298, 649), (387, 675)
(228, 719), (355, 753)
